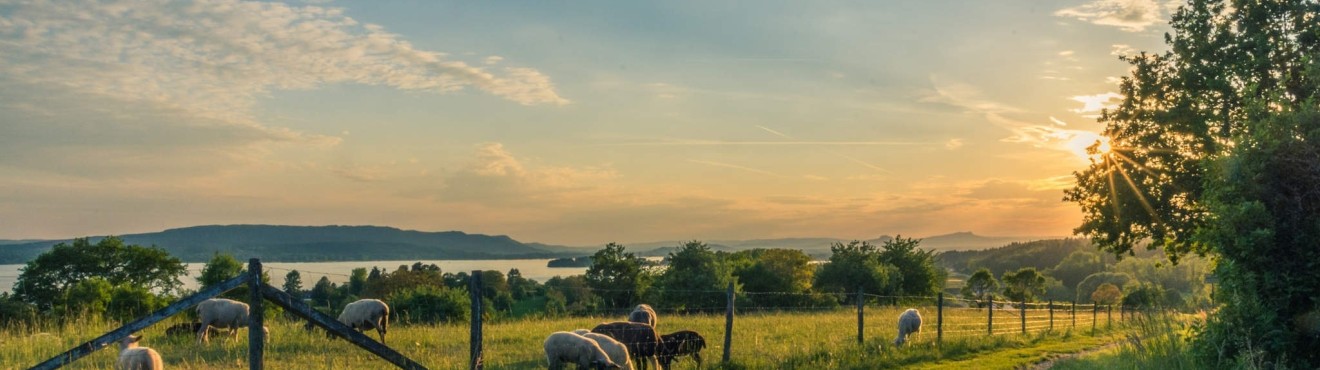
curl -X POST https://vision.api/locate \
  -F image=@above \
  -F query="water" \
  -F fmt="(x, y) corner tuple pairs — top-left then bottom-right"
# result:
(0, 259), (588, 293)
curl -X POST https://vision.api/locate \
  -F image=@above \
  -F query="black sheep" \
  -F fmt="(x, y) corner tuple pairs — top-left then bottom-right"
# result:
(592, 321), (662, 370)
(658, 330), (706, 369)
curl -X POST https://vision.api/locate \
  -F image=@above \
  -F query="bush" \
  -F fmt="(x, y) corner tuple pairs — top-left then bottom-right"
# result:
(387, 286), (470, 324)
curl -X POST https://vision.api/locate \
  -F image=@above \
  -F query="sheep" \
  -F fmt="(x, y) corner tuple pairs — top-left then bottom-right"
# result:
(582, 332), (635, 370)
(592, 321), (662, 370)
(338, 299), (390, 344)
(658, 330), (706, 368)
(195, 298), (268, 344)
(544, 331), (621, 370)
(628, 304), (658, 327)
(115, 335), (163, 370)
(164, 322), (218, 338)
(894, 308), (923, 346)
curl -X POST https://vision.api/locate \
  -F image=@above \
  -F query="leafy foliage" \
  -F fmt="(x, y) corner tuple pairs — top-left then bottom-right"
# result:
(729, 248), (833, 307)
(12, 237), (185, 310)
(584, 243), (651, 309)
(388, 286), (470, 324)
(814, 240), (899, 298)
(1000, 268), (1047, 302)
(877, 236), (946, 297)
(1091, 283), (1122, 305)
(655, 241), (737, 311)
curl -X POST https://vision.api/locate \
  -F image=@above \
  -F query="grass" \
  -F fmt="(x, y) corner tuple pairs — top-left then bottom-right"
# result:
(1048, 312), (1204, 370)
(0, 306), (1141, 369)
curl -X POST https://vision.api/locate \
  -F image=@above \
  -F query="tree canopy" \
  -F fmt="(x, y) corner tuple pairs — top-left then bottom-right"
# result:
(13, 237), (186, 309)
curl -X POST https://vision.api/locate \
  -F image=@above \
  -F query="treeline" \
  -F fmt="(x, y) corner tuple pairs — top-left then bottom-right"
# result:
(941, 238), (1211, 310)
(0, 236), (947, 325)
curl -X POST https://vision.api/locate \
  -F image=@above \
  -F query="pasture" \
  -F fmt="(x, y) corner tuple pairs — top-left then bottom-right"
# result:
(1, 305), (1139, 369)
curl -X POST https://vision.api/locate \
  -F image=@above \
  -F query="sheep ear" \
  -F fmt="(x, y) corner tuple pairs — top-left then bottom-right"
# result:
(128, 335), (142, 343)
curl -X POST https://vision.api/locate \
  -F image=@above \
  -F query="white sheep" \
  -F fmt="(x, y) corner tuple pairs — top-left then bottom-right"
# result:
(895, 308), (923, 346)
(544, 331), (621, 370)
(115, 335), (163, 370)
(339, 299), (390, 344)
(195, 298), (268, 344)
(582, 332), (635, 370)
(628, 304), (657, 327)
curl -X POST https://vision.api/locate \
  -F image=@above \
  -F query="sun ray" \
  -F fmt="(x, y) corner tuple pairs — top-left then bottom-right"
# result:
(1113, 161), (1164, 226)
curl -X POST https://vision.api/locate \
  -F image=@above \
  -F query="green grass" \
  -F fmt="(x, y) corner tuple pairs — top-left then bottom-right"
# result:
(1050, 312), (1205, 370)
(0, 306), (1140, 369)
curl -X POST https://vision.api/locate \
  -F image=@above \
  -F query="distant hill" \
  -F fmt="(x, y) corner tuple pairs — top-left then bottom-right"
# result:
(0, 225), (575, 264)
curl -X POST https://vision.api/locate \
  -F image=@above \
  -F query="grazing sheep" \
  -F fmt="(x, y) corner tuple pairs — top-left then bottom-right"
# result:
(582, 332), (635, 370)
(895, 308), (923, 346)
(658, 330), (706, 368)
(338, 299), (390, 344)
(164, 322), (219, 338)
(115, 335), (163, 370)
(628, 304), (658, 327)
(544, 331), (621, 370)
(196, 298), (267, 344)
(592, 321), (661, 370)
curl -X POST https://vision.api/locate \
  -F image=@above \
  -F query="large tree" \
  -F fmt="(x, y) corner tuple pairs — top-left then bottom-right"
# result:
(13, 237), (186, 309)
(877, 236), (945, 297)
(814, 240), (900, 298)
(1000, 268), (1047, 303)
(1065, 1), (1320, 365)
(960, 268), (999, 306)
(654, 241), (737, 311)
(584, 243), (651, 309)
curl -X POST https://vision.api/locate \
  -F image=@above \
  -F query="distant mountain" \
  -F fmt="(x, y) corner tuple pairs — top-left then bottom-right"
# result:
(0, 225), (575, 264)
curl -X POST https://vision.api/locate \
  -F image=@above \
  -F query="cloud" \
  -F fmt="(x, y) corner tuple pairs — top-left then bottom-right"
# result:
(1070, 92), (1123, 113)
(687, 159), (784, 177)
(439, 143), (616, 205)
(1054, 0), (1168, 32)
(923, 76), (1105, 159)
(1110, 44), (1136, 56)
(945, 138), (965, 150)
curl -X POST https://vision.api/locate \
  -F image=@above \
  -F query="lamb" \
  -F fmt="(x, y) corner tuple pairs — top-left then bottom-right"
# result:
(338, 299), (390, 344)
(115, 335), (163, 370)
(592, 321), (661, 370)
(544, 331), (621, 370)
(628, 304), (658, 327)
(164, 322), (218, 338)
(195, 298), (268, 344)
(658, 330), (705, 368)
(582, 332), (635, 370)
(894, 308), (923, 346)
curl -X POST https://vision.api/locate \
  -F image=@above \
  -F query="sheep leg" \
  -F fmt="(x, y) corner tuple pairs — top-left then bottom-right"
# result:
(694, 352), (702, 368)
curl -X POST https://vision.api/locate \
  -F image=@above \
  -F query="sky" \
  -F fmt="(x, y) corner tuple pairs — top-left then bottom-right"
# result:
(0, 0), (1180, 246)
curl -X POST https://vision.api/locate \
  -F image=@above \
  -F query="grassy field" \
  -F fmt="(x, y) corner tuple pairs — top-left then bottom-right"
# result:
(1, 306), (1138, 369)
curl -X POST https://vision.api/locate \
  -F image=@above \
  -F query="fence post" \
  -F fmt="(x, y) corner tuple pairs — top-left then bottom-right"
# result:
(470, 271), (483, 370)
(987, 297), (994, 335)
(1049, 300), (1054, 332)
(856, 286), (864, 345)
(1092, 302), (1098, 334)
(723, 282), (734, 363)
(1020, 299), (1026, 334)
(1107, 305), (1112, 329)
(1071, 300), (1076, 330)
(248, 258), (264, 370)
(937, 292), (944, 345)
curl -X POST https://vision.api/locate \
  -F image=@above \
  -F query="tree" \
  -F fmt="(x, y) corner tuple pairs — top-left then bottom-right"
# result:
(1090, 283), (1122, 305)
(584, 243), (651, 309)
(348, 268), (368, 296)
(654, 241), (737, 311)
(197, 252), (269, 300)
(13, 237), (186, 309)
(1001, 268), (1046, 303)
(1063, 3), (1320, 364)
(814, 240), (899, 299)
(1048, 251), (1105, 293)
(730, 249), (824, 307)
(877, 236), (945, 297)
(1075, 272), (1134, 303)
(310, 276), (336, 309)
(283, 270), (304, 300)
(960, 268), (999, 306)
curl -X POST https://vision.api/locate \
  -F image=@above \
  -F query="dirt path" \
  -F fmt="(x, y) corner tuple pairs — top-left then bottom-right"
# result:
(1020, 340), (1127, 370)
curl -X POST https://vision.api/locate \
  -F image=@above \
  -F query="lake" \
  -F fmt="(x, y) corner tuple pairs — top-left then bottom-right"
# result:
(0, 259), (589, 293)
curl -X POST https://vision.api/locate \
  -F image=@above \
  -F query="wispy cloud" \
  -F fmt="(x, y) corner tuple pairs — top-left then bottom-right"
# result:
(924, 76), (1104, 160)
(1110, 44), (1136, 56)
(1071, 92), (1123, 113)
(945, 138), (965, 150)
(603, 139), (922, 146)
(687, 159), (783, 177)
(1054, 0), (1170, 32)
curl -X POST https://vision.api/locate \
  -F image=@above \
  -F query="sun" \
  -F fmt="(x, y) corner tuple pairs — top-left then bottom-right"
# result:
(1064, 131), (1112, 162)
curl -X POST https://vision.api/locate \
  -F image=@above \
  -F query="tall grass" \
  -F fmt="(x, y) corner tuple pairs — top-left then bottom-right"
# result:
(1, 306), (1135, 369)
(1051, 311), (1204, 370)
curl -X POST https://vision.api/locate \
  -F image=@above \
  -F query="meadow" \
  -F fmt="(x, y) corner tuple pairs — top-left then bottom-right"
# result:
(1, 305), (1140, 370)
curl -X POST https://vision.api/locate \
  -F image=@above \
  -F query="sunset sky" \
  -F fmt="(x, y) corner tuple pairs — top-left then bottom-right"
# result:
(0, 0), (1178, 245)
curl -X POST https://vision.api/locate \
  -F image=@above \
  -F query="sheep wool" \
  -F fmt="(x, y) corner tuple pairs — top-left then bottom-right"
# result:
(592, 321), (662, 370)
(544, 331), (620, 370)
(116, 335), (163, 370)
(339, 299), (390, 344)
(658, 330), (706, 368)
(895, 308), (923, 346)
(628, 304), (658, 327)
(196, 298), (250, 344)
(583, 332), (635, 370)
